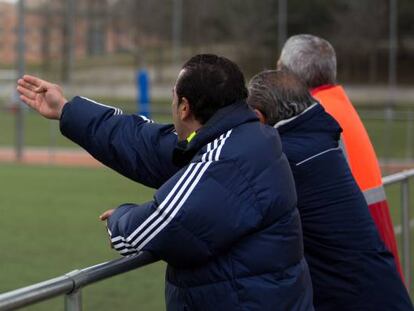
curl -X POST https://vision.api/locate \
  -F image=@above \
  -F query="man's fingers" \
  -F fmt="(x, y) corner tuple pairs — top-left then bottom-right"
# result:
(99, 211), (110, 221)
(99, 209), (115, 221)
(16, 86), (37, 100)
(19, 95), (38, 109)
(22, 75), (44, 88)
(34, 85), (48, 93)
(21, 75), (50, 94)
(17, 79), (44, 92)
(18, 77), (40, 91)
(19, 75), (59, 98)
(17, 79), (37, 92)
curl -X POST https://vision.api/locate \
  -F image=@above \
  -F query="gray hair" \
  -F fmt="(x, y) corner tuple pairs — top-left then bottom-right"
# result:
(278, 34), (337, 89)
(247, 69), (315, 126)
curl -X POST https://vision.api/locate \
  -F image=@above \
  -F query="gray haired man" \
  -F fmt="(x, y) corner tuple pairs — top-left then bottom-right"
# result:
(277, 34), (402, 276)
(247, 69), (413, 311)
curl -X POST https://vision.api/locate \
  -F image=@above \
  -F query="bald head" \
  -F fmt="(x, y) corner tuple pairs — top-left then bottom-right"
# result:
(277, 34), (337, 89)
(247, 69), (315, 126)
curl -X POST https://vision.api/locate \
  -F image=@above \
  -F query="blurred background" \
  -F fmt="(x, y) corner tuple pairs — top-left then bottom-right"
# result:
(0, 0), (413, 310)
(0, 0), (413, 168)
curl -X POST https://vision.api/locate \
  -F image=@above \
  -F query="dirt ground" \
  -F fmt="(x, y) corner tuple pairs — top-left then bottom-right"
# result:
(0, 147), (101, 168)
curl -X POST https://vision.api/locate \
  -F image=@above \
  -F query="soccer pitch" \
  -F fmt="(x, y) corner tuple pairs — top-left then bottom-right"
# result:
(1, 163), (413, 310)
(0, 164), (166, 311)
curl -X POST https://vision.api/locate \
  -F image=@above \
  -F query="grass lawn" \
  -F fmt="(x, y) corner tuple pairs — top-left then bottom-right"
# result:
(358, 108), (414, 160)
(0, 164), (166, 311)
(0, 163), (413, 310)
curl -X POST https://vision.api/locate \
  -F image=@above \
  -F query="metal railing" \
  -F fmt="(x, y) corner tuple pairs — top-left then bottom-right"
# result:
(0, 169), (413, 311)
(0, 252), (157, 311)
(383, 168), (414, 292)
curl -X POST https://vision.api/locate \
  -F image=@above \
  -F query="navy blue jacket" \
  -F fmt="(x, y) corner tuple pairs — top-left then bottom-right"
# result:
(275, 103), (413, 311)
(60, 97), (314, 311)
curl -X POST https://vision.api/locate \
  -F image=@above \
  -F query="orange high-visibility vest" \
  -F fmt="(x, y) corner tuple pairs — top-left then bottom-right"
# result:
(312, 85), (403, 278)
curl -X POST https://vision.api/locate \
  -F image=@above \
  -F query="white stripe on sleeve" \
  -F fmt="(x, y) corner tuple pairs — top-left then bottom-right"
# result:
(80, 96), (123, 115)
(110, 129), (233, 254)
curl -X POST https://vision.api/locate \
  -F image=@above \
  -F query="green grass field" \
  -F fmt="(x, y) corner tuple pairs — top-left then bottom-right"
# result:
(0, 164), (166, 311)
(359, 108), (414, 160)
(0, 163), (413, 311)
(0, 163), (413, 310)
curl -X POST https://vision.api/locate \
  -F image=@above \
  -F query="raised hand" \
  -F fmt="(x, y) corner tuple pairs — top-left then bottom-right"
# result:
(17, 75), (68, 120)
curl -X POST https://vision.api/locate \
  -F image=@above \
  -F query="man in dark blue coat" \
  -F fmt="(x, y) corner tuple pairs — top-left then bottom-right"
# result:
(17, 55), (314, 311)
(247, 69), (413, 311)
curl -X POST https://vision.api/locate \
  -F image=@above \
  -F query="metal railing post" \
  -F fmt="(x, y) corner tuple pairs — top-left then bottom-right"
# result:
(406, 111), (414, 160)
(401, 178), (411, 291)
(64, 290), (82, 311)
(0, 252), (157, 310)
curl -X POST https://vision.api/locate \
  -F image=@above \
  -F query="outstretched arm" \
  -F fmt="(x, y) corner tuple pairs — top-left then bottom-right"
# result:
(17, 75), (179, 188)
(60, 96), (179, 187)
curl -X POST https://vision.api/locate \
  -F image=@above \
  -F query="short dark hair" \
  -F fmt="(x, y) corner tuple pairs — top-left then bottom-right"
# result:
(278, 34), (337, 89)
(247, 69), (315, 125)
(175, 54), (248, 124)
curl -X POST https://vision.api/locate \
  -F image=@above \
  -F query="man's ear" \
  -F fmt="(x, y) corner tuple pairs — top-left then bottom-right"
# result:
(178, 97), (191, 121)
(253, 108), (267, 124)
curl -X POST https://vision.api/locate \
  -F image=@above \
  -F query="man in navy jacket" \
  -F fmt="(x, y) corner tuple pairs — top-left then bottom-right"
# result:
(247, 69), (413, 311)
(17, 55), (314, 311)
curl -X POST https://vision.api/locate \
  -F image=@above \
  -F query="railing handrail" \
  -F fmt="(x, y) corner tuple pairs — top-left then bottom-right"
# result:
(0, 252), (157, 311)
(382, 168), (414, 292)
(382, 168), (414, 185)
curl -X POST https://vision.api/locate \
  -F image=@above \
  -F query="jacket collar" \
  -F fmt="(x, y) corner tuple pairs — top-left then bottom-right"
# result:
(274, 102), (341, 138)
(173, 100), (257, 166)
(273, 102), (319, 130)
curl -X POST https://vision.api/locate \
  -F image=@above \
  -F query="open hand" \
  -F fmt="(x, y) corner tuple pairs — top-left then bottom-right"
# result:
(17, 75), (68, 120)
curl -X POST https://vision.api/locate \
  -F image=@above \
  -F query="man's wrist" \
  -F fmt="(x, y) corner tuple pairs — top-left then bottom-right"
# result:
(57, 99), (69, 120)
